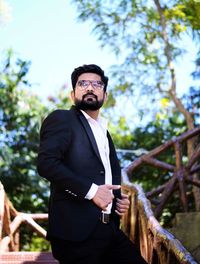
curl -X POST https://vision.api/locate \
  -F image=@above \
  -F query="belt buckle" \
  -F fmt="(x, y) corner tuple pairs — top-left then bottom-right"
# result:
(102, 213), (110, 224)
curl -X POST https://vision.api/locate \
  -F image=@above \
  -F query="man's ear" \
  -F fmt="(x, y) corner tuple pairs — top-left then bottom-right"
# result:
(70, 90), (75, 102)
(104, 92), (108, 102)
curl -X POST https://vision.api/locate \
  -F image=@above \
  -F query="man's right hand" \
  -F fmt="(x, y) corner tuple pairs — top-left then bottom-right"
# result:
(92, 184), (121, 211)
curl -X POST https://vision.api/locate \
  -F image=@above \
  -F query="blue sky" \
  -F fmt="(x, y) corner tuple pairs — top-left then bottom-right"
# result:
(0, 0), (198, 102)
(0, 0), (117, 99)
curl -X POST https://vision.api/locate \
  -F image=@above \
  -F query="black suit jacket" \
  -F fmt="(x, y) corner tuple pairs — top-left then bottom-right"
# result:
(37, 106), (121, 241)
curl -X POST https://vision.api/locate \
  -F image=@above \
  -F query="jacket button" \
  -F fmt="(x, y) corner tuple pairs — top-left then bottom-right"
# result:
(100, 170), (105, 175)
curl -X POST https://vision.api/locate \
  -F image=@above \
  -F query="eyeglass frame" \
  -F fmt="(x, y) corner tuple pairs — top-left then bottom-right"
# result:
(76, 80), (105, 90)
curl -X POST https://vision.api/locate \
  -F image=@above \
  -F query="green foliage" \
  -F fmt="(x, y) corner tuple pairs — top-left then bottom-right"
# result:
(0, 50), (52, 250)
(47, 83), (72, 111)
(0, 50), (49, 213)
(181, 0), (200, 32)
(21, 229), (51, 252)
(72, 0), (200, 121)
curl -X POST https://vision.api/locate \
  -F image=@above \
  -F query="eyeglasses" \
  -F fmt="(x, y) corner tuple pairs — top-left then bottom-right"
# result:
(77, 80), (105, 90)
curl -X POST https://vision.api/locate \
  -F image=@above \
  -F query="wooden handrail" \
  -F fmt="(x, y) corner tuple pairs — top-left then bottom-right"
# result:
(0, 178), (198, 263)
(0, 183), (47, 252)
(121, 170), (198, 264)
(124, 127), (200, 218)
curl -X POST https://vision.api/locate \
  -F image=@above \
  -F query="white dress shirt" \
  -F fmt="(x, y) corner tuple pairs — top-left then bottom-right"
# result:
(81, 110), (112, 213)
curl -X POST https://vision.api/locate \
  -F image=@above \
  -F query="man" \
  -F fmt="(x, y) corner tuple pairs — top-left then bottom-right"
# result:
(37, 64), (147, 264)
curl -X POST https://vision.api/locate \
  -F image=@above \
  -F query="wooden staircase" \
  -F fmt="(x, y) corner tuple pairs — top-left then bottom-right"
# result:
(0, 252), (58, 264)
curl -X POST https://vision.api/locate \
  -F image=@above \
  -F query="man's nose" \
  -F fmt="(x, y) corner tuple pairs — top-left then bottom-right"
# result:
(86, 83), (94, 91)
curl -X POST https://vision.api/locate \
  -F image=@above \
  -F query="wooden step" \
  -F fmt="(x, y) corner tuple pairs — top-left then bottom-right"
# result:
(0, 252), (59, 263)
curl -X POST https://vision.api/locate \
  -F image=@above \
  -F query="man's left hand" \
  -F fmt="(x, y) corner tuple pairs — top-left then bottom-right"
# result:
(115, 193), (130, 216)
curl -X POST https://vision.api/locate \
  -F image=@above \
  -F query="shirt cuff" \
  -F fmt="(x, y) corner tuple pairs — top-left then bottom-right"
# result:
(85, 183), (98, 200)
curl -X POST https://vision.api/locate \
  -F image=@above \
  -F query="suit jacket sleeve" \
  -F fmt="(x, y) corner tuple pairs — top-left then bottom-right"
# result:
(37, 110), (92, 199)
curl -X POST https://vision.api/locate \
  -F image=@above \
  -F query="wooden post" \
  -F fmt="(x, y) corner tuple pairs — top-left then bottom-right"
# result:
(175, 141), (188, 212)
(13, 231), (20, 251)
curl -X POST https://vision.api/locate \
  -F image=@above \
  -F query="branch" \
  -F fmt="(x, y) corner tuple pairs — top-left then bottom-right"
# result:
(153, 0), (176, 91)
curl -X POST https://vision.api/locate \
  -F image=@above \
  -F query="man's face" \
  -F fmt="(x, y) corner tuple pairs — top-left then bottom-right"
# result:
(71, 73), (107, 111)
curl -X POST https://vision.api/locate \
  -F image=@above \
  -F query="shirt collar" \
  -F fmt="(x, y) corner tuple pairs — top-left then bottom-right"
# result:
(81, 110), (108, 130)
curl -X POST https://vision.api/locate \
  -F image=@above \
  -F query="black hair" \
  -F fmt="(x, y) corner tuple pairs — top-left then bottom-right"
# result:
(71, 64), (108, 91)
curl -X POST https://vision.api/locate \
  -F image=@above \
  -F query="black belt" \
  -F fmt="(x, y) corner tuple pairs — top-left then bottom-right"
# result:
(100, 212), (111, 224)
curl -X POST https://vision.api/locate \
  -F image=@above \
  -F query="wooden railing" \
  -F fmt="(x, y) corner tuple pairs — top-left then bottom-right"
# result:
(120, 127), (200, 263)
(125, 126), (200, 219)
(121, 171), (198, 264)
(0, 181), (47, 252)
(0, 178), (198, 263)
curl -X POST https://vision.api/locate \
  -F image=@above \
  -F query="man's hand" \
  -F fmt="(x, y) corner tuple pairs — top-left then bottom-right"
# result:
(92, 184), (120, 211)
(115, 193), (130, 216)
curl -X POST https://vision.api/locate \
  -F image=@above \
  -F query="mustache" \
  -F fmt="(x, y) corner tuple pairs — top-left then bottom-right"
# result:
(82, 92), (97, 100)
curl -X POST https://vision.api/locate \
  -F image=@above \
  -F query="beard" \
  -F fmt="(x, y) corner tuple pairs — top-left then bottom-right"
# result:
(74, 93), (104, 111)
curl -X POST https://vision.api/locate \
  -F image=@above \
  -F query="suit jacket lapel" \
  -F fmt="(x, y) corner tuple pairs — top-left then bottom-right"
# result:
(72, 107), (102, 162)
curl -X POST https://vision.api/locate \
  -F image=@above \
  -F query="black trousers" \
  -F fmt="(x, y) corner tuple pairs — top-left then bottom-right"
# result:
(50, 220), (147, 264)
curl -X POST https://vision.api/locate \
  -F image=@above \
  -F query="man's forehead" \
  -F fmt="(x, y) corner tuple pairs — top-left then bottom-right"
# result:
(78, 72), (101, 80)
